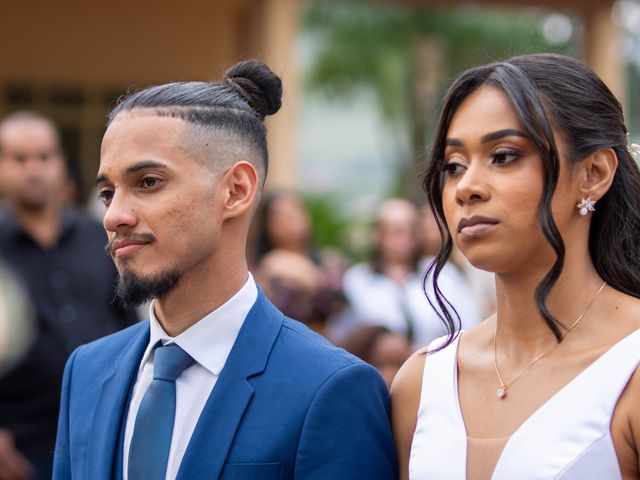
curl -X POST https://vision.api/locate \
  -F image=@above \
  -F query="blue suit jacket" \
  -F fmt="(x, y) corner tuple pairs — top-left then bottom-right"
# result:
(53, 292), (397, 479)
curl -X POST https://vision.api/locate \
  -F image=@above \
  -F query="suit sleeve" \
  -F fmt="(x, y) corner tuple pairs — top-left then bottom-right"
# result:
(52, 348), (79, 480)
(294, 362), (397, 479)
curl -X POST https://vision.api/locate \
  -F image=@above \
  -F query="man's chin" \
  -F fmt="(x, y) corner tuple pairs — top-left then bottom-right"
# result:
(17, 194), (48, 211)
(116, 268), (180, 308)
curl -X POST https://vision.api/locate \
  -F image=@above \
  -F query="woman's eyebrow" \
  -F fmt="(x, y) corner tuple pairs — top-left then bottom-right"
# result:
(480, 129), (528, 143)
(445, 129), (528, 148)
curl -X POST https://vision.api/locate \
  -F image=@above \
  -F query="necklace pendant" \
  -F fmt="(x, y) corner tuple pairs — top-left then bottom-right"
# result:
(496, 386), (507, 399)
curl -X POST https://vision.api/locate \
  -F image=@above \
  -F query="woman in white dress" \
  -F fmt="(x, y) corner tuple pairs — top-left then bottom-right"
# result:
(391, 53), (640, 479)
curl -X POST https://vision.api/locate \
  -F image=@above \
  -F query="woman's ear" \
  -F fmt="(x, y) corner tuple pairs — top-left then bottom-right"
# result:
(221, 161), (259, 219)
(578, 147), (618, 201)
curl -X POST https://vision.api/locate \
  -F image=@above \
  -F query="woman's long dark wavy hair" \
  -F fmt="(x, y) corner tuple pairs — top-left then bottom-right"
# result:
(424, 53), (640, 348)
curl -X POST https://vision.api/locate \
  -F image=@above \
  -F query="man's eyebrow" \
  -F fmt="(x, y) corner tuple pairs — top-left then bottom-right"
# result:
(95, 173), (109, 186)
(124, 160), (168, 176)
(95, 160), (168, 186)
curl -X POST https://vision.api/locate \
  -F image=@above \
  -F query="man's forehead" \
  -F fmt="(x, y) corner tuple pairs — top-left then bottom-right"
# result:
(98, 116), (203, 183)
(102, 113), (187, 152)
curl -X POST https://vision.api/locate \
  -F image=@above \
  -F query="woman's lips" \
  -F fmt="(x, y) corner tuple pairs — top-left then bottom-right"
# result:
(457, 216), (499, 240)
(458, 222), (498, 240)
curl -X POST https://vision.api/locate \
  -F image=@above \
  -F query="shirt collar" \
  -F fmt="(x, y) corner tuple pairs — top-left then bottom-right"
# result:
(142, 273), (258, 376)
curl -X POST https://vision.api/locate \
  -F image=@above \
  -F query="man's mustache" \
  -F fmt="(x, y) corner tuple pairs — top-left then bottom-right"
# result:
(105, 232), (156, 257)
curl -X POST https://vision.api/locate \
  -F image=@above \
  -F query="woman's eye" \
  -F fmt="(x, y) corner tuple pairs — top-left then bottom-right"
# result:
(444, 162), (465, 176)
(493, 150), (519, 165)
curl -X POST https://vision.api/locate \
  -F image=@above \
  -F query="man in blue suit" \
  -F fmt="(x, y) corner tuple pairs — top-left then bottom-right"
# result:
(53, 60), (396, 479)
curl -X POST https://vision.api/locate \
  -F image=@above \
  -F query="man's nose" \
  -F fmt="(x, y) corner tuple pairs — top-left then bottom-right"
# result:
(23, 156), (47, 174)
(103, 191), (138, 233)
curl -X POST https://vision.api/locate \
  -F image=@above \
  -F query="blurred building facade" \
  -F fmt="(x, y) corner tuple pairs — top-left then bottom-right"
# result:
(0, 0), (623, 200)
(0, 0), (301, 198)
(389, 0), (624, 101)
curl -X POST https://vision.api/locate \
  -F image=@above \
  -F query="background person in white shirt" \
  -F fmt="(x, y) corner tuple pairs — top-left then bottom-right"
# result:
(335, 198), (481, 349)
(53, 60), (396, 480)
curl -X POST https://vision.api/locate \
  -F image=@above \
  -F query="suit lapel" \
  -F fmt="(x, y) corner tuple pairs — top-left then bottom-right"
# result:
(176, 291), (284, 480)
(86, 325), (150, 480)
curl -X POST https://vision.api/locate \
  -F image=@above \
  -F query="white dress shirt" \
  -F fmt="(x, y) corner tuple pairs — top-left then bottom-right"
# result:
(335, 260), (481, 349)
(123, 274), (258, 480)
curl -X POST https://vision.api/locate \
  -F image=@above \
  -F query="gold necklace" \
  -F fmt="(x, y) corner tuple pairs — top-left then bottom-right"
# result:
(493, 281), (607, 400)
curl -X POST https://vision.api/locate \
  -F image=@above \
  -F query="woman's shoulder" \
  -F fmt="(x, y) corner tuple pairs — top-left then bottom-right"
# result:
(606, 292), (640, 477)
(391, 347), (428, 404)
(390, 346), (428, 477)
(391, 321), (493, 396)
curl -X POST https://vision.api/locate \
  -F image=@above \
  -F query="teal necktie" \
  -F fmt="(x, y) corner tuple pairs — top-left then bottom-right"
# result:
(128, 343), (194, 480)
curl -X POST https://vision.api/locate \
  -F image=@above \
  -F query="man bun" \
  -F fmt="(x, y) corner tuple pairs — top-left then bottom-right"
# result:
(224, 60), (283, 120)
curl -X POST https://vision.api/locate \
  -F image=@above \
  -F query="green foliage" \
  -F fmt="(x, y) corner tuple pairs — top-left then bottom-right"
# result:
(303, 193), (349, 249)
(305, 0), (570, 126)
(303, 1), (573, 199)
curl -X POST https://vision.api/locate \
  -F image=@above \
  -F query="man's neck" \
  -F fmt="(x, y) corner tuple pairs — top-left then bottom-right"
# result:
(382, 260), (413, 286)
(153, 262), (250, 337)
(12, 202), (62, 248)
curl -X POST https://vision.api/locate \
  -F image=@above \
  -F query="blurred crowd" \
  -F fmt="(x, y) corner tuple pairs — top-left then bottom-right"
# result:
(250, 191), (495, 390)
(0, 111), (494, 478)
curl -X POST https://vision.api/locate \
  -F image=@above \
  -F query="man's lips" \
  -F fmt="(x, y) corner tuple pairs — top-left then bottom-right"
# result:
(106, 233), (155, 258)
(113, 241), (147, 258)
(457, 216), (499, 239)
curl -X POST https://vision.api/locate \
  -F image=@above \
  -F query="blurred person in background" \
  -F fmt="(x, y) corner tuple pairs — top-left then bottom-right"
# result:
(0, 264), (35, 377)
(253, 190), (319, 264)
(252, 191), (351, 338)
(0, 264), (36, 480)
(335, 198), (480, 349)
(256, 248), (351, 338)
(256, 249), (327, 335)
(0, 111), (137, 479)
(342, 325), (412, 388)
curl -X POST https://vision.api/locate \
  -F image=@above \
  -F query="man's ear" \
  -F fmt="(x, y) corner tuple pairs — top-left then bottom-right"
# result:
(221, 161), (259, 220)
(577, 147), (618, 201)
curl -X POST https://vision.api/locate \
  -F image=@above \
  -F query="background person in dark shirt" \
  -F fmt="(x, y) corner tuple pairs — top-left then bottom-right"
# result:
(0, 111), (136, 480)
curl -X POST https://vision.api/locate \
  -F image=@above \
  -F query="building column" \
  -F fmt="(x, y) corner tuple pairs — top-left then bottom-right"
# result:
(256, 0), (302, 190)
(582, 1), (626, 107)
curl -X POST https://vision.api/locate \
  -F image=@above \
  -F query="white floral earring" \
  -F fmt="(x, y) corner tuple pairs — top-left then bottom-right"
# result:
(577, 197), (596, 216)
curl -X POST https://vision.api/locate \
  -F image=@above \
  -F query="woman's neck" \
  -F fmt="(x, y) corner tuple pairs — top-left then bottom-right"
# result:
(494, 252), (604, 358)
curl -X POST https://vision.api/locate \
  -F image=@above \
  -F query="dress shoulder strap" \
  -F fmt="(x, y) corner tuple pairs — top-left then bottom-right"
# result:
(410, 333), (467, 479)
(417, 334), (461, 420)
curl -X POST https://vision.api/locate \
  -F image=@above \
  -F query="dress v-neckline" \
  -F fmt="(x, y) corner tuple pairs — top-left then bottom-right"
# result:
(450, 327), (640, 478)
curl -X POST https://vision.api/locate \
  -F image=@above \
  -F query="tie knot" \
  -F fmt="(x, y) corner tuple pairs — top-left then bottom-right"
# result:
(152, 344), (194, 382)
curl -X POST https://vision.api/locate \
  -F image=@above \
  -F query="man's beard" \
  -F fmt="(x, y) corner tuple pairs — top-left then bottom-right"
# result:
(115, 268), (180, 308)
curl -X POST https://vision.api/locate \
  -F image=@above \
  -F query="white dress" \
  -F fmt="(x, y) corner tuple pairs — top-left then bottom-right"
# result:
(409, 329), (640, 479)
